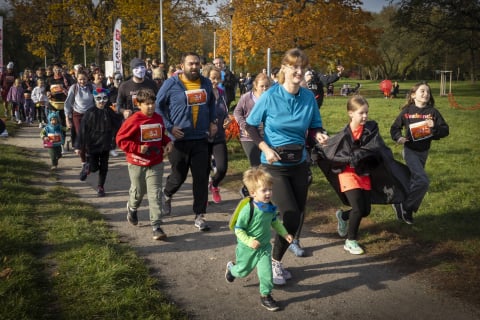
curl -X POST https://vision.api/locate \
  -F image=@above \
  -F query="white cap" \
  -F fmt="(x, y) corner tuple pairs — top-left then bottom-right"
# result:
(6, 62), (14, 69)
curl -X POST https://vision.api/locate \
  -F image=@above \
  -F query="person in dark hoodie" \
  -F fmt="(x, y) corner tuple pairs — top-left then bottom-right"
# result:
(78, 88), (122, 196)
(116, 58), (158, 120)
(390, 82), (449, 224)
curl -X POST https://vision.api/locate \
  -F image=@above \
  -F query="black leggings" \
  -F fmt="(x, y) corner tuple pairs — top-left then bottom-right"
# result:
(240, 140), (261, 167)
(88, 151), (110, 187)
(342, 188), (371, 240)
(264, 162), (309, 261)
(208, 141), (228, 188)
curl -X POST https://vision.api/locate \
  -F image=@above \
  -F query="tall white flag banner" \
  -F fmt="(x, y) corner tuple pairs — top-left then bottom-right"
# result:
(0, 16), (4, 68)
(113, 19), (122, 76)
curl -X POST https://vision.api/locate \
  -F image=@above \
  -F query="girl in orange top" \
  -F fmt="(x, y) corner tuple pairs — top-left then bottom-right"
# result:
(318, 95), (410, 255)
(334, 96), (374, 255)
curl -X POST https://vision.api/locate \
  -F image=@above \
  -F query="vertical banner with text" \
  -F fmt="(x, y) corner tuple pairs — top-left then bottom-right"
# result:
(0, 16), (4, 69)
(113, 19), (122, 76)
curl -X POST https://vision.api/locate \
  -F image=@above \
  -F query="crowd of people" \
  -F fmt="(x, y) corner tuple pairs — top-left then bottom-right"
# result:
(1, 49), (449, 312)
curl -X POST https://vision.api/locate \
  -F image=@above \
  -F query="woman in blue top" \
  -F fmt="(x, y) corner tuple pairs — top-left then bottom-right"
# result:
(246, 48), (329, 285)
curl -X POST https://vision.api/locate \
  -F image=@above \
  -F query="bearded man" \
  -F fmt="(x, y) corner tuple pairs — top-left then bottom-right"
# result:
(155, 52), (217, 231)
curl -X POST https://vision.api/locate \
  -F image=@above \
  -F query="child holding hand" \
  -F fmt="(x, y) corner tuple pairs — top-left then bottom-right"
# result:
(225, 167), (293, 312)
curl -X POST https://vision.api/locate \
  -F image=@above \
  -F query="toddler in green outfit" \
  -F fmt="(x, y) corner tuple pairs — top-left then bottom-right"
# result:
(225, 167), (292, 312)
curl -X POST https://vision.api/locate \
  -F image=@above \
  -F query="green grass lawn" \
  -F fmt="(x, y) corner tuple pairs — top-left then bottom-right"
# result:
(0, 80), (479, 316)
(0, 146), (187, 319)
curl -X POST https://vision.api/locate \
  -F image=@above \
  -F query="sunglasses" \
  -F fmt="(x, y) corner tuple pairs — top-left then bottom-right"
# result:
(95, 95), (109, 102)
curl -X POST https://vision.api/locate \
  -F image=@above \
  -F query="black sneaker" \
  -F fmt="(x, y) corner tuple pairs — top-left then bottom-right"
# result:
(392, 203), (405, 221)
(152, 227), (167, 240)
(260, 294), (280, 312)
(162, 188), (172, 216)
(225, 261), (235, 283)
(402, 211), (414, 225)
(97, 186), (105, 197)
(126, 202), (138, 226)
(79, 162), (90, 181)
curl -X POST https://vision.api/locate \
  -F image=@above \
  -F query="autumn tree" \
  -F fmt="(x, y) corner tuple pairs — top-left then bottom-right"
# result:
(7, 0), (216, 69)
(395, 0), (480, 82)
(10, 0), (73, 63)
(112, 0), (216, 67)
(214, 0), (381, 74)
(369, 5), (436, 80)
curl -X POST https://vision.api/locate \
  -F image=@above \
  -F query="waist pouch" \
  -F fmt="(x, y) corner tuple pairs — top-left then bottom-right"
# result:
(274, 144), (304, 163)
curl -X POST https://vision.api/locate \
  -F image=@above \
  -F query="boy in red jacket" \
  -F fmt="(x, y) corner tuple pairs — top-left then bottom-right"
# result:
(116, 88), (173, 240)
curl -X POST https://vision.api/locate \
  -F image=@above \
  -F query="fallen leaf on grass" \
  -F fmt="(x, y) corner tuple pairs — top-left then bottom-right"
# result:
(0, 267), (13, 279)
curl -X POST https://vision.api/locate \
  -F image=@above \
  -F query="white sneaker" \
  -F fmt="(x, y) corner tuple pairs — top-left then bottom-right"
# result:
(110, 150), (119, 157)
(194, 214), (210, 231)
(272, 260), (286, 285)
(344, 239), (364, 255)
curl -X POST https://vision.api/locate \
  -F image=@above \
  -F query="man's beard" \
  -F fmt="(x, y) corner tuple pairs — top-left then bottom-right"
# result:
(184, 69), (199, 81)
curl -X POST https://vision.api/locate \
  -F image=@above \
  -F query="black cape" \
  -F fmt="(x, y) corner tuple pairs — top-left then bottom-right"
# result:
(316, 121), (410, 206)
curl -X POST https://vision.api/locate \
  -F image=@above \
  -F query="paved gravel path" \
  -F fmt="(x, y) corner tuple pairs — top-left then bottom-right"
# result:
(2, 125), (479, 320)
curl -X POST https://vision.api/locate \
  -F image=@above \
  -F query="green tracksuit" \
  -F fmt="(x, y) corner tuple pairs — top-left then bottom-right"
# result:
(231, 203), (288, 296)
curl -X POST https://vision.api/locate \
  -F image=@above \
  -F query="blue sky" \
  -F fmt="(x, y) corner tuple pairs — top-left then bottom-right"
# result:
(361, 0), (397, 12)
(208, 1), (397, 15)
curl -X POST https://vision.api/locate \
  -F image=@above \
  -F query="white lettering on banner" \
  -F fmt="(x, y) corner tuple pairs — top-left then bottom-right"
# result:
(113, 19), (123, 76)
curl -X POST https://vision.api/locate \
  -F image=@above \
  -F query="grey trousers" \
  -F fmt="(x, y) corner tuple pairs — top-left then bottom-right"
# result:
(127, 162), (164, 227)
(403, 147), (430, 213)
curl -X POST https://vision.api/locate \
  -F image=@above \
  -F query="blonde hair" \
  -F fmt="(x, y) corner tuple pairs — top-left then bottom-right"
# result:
(201, 63), (220, 78)
(278, 48), (309, 84)
(253, 73), (270, 91)
(346, 95), (369, 112)
(242, 167), (273, 194)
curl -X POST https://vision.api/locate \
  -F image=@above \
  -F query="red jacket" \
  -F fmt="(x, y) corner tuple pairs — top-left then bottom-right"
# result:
(116, 112), (171, 167)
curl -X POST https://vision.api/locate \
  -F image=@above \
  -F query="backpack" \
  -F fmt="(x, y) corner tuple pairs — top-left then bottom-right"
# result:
(229, 197), (255, 231)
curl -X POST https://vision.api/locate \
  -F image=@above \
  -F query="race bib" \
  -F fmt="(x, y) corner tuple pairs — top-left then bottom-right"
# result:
(50, 84), (64, 95)
(48, 133), (62, 143)
(409, 120), (432, 141)
(140, 124), (163, 142)
(185, 89), (207, 128)
(132, 94), (138, 107)
(185, 89), (207, 106)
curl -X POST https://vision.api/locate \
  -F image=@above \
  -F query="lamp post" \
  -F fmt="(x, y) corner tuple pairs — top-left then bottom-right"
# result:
(159, 0), (164, 63)
(213, 28), (216, 59)
(229, 4), (234, 72)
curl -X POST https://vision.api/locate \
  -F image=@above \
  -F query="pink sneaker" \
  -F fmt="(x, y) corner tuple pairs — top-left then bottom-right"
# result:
(211, 186), (222, 203)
